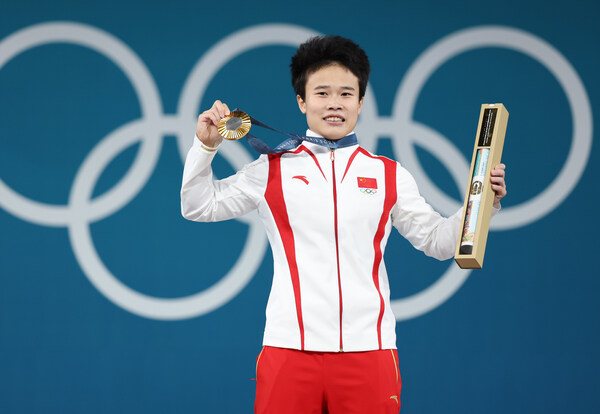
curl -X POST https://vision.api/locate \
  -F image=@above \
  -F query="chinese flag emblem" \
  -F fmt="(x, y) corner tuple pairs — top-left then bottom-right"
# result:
(357, 177), (377, 189)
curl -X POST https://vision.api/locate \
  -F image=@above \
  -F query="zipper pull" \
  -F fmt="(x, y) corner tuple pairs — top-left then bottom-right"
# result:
(330, 148), (335, 161)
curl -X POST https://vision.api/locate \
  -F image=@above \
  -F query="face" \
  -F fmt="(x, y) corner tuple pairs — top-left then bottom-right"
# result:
(297, 63), (364, 140)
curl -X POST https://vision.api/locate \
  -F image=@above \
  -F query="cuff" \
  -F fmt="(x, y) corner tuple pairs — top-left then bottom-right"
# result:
(193, 135), (221, 153)
(491, 202), (501, 216)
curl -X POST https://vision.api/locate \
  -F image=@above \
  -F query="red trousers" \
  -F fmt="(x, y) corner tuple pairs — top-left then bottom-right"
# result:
(255, 346), (402, 414)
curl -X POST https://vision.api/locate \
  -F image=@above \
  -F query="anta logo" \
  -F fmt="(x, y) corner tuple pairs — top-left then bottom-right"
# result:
(357, 177), (377, 195)
(292, 175), (309, 184)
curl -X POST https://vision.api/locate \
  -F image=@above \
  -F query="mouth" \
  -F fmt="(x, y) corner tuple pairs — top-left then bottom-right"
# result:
(323, 116), (345, 124)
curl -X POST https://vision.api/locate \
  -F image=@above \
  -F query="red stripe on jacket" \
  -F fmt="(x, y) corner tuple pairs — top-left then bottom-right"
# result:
(358, 148), (397, 349)
(265, 152), (305, 350)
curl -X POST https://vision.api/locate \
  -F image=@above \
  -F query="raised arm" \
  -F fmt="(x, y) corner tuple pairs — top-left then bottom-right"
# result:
(180, 100), (267, 222)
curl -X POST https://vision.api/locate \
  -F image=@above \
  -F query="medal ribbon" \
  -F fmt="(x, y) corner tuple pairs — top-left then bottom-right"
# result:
(233, 109), (358, 154)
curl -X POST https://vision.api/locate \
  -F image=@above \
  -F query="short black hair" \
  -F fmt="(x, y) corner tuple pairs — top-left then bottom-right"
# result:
(290, 35), (370, 100)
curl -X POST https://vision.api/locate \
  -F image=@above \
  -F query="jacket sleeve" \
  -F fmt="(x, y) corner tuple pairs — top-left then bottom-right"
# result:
(390, 164), (463, 261)
(180, 137), (268, 222)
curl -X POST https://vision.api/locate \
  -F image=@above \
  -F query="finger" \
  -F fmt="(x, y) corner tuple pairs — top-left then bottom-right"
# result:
(213, 100), (230, 119)
(216, 101), (230, 118)
(197, 112), (211, 126)
(491, 183), (506, 193)
(490, 175), (505, 185)
(491, 183), (506, 197)
(491, 167), (505, 177)
(492, 183), (507, 198)
(199, 110), (220, 128)
(206, 110), (221, 127)
(222, 102), (230, 117)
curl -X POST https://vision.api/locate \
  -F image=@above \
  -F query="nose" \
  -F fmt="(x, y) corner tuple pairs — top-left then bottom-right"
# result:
(327, 95), (342, 110)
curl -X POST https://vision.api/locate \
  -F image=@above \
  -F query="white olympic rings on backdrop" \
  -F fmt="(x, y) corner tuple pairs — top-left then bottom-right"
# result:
(361, 26), (593, 319)
(0, 22), (592, 320)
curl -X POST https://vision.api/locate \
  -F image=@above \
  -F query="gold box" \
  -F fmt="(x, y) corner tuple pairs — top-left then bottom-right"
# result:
(455, 104), (509, 269)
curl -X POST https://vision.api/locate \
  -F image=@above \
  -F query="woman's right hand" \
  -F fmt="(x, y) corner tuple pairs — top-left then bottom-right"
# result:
(195, 100), (231, 148)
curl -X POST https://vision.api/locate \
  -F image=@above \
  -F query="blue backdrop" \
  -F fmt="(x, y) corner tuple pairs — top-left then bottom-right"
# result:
(1, 0), (598, 413)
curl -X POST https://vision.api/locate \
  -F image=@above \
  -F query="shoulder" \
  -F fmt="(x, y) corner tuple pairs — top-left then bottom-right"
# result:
(354, 147), (401, 173)
(356, 146), (396, 164)
(241, 153), (269, 170)
(232, 154), (269, 183)
(354, 148), (418, 188)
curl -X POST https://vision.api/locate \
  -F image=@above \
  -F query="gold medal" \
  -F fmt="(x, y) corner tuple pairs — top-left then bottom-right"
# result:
(217, 110), (251, 140)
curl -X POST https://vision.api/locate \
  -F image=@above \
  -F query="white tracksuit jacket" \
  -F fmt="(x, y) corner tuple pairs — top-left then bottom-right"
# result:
(181, 132), (465, 352)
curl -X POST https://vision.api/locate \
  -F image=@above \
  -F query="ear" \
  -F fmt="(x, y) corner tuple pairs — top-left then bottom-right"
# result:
(297, 95), (307, 114)
(357, 96), (364, 115)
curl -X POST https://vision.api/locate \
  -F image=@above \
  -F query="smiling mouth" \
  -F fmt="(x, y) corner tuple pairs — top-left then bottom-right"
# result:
(324, 116), (344, 122)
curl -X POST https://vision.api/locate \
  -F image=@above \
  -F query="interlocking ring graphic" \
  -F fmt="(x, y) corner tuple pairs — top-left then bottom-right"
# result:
(0, 22), (592, 320)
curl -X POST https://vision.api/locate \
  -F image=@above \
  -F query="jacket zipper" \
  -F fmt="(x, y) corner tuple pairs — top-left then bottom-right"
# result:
(331, 149), (343, 352)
